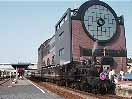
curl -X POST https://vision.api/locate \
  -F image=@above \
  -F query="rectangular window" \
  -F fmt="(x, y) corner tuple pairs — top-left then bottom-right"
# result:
(59, 31), (64, 40)
(60, 20), (64, 27)
(59, 48), (64, 57)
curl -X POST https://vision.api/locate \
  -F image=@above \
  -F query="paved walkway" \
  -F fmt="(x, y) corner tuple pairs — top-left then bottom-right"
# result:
(0, 78), (63, 99)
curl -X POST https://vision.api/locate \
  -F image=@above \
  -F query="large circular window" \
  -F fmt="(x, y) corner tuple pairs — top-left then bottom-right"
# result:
(82, 2), (118, 43)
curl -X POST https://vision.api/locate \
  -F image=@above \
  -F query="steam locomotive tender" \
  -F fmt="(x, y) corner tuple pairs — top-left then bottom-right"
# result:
(36, 0), (127, 94)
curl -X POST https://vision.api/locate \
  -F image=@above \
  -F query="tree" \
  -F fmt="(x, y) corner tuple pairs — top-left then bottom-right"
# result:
(127, 58), (132, 63)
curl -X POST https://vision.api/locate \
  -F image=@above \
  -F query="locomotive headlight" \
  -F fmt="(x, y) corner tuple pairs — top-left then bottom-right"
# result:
(81, 1), (118, 43)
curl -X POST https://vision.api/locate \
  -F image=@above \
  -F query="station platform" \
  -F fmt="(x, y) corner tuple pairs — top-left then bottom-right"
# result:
(116, 81), (132, 98)
(0, 78), (63, 99)
(116, 81), (132, 89)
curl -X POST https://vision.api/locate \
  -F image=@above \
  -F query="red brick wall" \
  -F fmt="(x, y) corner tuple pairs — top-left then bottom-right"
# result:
(72, 20), (94, 61)
(72, 20), (127, 72)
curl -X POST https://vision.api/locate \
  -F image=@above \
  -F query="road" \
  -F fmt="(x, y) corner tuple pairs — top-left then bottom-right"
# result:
(0, 78), (63, 99)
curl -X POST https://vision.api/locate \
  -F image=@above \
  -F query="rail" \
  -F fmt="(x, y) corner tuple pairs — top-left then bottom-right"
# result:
(0, 78), (10, 86)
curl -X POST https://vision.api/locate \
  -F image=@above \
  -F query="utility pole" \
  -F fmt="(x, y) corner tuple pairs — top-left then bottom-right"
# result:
(103, 47), (106, 56)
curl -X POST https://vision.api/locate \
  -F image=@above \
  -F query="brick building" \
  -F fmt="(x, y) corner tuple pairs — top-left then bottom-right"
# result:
(38, 0), (127, 72)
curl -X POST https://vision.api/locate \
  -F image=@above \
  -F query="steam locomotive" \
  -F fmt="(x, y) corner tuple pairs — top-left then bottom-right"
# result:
(32, 59), (115, 94)
(33, 0), (127, 95)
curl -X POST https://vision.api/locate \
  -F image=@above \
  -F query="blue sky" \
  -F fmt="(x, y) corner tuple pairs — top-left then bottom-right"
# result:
(0, 0), (131, 63)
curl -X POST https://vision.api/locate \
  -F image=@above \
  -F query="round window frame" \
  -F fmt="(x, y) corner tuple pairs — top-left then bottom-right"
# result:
(81, 1), (119, 44)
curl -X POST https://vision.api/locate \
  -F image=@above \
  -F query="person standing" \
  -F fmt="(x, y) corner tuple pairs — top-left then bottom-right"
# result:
(120, 68), (124, 80)
(109, 69), (115, 82)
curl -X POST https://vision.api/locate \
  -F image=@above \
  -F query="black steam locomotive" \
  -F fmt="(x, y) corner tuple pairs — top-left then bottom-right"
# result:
(31, 58), (115, 94)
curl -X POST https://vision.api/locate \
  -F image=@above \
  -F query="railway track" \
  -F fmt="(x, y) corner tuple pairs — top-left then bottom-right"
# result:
(29, 78), (130, 99)
(0, 78), (10, 86)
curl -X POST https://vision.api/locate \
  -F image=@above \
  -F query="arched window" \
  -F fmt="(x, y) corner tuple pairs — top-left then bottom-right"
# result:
(52, 55), (55, 64)
(47, 58), (50, 65)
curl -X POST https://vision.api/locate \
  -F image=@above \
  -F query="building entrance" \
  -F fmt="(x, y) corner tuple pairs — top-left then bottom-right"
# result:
(11, 63), (31, 79)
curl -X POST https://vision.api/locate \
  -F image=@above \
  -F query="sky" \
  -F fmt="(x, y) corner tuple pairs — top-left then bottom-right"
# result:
(0, 0), (131, 63)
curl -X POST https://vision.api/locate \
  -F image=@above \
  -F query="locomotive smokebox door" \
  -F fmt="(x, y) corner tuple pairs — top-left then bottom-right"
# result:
(101, 56), (114, 69)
